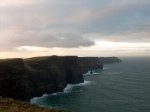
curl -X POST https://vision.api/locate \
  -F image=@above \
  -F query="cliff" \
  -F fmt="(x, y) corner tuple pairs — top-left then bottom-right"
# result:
(78, 56), (122, 74)
(79, 57), (103, 74)
(0, 56), (120, 101)
(0, 56), (84, 100)
(25, 56), (84, 84)
(0, 58), (27, 100)
(0, 96), (62, 112)
(99, 57), (122, 64)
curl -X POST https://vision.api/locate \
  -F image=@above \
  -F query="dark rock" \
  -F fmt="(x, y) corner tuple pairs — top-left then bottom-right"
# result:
(0, 59), (26, 100)
(0, 56), (121, 101)
(0, 56), (84, 100)
(99, 57), (122, 64)
(79, 57), (103, 74)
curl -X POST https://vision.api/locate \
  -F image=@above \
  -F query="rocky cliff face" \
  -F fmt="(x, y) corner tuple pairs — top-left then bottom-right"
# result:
(99, 57), (122, 64)
(0, 56), (120, 101)
(0, 59), (26, 100)
(79, 57), (103, 74)
(25, 56), (84, 85)
(0, 56), (84, 100)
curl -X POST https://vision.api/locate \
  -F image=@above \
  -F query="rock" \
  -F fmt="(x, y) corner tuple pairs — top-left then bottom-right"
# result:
(99, 57), (122, 64)
(79, 57), (103, 74)
(0, 56), (84, 100)
(0, 56), (121, 101)
(0, 58), (26, 100)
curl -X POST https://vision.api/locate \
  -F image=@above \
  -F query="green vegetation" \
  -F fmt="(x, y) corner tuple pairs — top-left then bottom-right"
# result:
(0, 97), (63, 112)
(25, 56), (58, 62)
(48, 64), (60, 75)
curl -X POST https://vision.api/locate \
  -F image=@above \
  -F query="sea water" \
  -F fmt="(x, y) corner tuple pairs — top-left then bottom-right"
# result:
(31, 57), (150, 112)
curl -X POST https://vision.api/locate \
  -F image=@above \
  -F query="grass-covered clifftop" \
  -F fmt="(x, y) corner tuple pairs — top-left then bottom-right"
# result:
(0, 96), (63, 112)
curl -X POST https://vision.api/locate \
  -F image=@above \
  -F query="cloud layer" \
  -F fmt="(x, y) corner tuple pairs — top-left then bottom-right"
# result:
(0, 28), (94, 50)
(0, 0), (150, 56)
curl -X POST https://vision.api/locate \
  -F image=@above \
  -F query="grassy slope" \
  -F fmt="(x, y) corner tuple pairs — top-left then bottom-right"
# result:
(0, 97), (63, 112)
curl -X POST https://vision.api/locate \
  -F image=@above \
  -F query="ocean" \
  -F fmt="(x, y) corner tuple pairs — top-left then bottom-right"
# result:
(31, 57), (150, 112)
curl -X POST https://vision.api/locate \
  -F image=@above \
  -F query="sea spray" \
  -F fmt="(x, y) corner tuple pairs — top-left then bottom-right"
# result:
(63, 80), (91, 93)
(31, 80), (91, 104)
(83, 70), (101, 76)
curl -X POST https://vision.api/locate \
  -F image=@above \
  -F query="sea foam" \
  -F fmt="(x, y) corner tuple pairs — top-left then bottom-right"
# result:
(63, 80), (91, 93)
(31, 80), (91, 103)
(83, 70), (100, 76)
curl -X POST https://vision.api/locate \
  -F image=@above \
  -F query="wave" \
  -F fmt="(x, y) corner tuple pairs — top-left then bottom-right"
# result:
(107, 71), (122, 75)
(31, 80), (91, 103)
(83, 70), (100, 76)
(63, 80), (91, 93)
(103, 67), (109, 70)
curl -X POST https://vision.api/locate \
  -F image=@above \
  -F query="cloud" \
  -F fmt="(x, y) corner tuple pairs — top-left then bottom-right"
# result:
(84, 30), (150, 43)
(77, 0), (150, 34)
(0, 0), (40, 7)
(0, 0), (150, 54)
(0, 28), (94, 51)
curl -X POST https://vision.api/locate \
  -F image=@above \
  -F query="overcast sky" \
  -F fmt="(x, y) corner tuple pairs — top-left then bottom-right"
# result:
(0, 0), (150, 58)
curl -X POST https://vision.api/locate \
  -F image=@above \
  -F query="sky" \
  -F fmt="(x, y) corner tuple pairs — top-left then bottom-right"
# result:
(0, 0), (150, 58)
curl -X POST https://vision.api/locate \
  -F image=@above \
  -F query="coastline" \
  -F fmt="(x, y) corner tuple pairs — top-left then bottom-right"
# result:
(0, 56), (121, 111)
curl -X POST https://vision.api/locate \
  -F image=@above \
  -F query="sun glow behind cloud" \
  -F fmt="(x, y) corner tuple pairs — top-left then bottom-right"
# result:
(95, 41), (150, 49)
(0, 40), (150, 59)
(0, 0), (41, 7)
(93, 41), (150, 56)
(1, 41), (146, 58)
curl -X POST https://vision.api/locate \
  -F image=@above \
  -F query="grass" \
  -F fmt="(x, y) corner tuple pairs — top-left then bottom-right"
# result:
(25, 56), (56, 62)
(0, 96), (63, 112)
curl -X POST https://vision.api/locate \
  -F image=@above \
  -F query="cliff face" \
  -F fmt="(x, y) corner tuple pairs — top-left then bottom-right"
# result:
(0, 56), (84, 100)
(25, 56), (84, 85)
(0, 56), (120, 101)
(99, 57), (122, 64)
(79, 57), (103, 74)
(0, 59), (26, 100)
